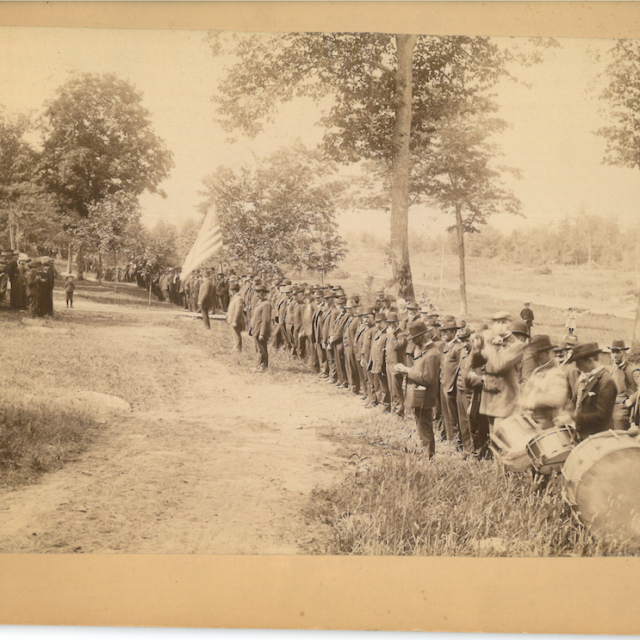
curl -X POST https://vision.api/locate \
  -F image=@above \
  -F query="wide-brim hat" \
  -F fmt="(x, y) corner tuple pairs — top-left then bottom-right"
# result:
(492, 311), (514, 322)
(374, 313), (387, 322)
(359, 306), (375, 317)
(440, 315), (460, 331)
(385, 311), (399, 323)
(408, 320), (431, 340)
(609, 339), (630, 352)
(324, 292), (337, 299)
(255, 284), (269, 293)
(457, 327), (472, 341)
(230, 283), (240, 290)
(529, 334), (556, 354)
(406, 302), (419, 311)
(567, 342), (602, 364)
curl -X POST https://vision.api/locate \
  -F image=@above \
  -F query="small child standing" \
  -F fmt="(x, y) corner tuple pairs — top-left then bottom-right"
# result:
(65, 275), (75, 308)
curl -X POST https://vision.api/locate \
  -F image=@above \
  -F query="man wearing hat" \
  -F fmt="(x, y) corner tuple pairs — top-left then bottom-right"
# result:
(198, 268), (215, 330)
(329, 295), (350, 388)
(439, 316), (465, 446)
(370, 312), (390, 410)
(385, 311), (407, 417)
(520, 302), (534, 330)
(359, 308), (379, 407)
(394, 321), (441, 458)
(456, 327), (489, 456)
(471, 314), (527, 433)
(343, 298), (362, 395)
(560, 343), (617, 439)
(607, 339), (640, 430)
(226, 281), (245, 351)
(354, 307), (373, 399)
(519, 335), (570, 431)
(319, 291), (338, 380)
(251, 284), (272, 369)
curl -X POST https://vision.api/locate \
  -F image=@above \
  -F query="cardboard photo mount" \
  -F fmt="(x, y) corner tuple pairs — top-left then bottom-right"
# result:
(1, 2), (640, 633)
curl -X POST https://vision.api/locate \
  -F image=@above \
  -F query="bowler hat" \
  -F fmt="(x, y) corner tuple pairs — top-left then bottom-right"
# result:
(440, 315), (460, 331)
(609, 339), (630, 352)
(529, 335), (556, 354)
(567, 342), (602, 364)
(508, 320), (530, 337)
(408, 320), (430, 340)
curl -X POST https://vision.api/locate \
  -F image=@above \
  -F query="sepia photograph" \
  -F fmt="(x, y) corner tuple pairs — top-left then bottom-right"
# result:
(2, 19), (640, 558)
(2, 0), (640, 631)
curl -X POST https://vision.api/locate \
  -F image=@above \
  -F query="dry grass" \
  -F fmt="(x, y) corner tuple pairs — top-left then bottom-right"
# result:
(0, 391), (99, 487)
(307, 412), (639, 556)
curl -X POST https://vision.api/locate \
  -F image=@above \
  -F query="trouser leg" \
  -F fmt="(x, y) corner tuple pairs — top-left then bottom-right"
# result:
(255, 337), (268, 368)
(414, 406), (435, 459)
(233, 326), (242, 351)
(335, 344), (347, 385)
(387, 367), (404, 416)
(201, 302), (211, 330)
(456, 392), (474, 453)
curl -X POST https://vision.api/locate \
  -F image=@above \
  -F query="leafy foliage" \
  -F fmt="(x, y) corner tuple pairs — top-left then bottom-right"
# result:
(40, 72), (174, 219)
(598, 40), (640, 169)
(198, 142), (346, 275)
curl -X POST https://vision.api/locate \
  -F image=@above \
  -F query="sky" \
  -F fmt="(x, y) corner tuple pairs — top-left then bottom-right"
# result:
(0, 27), (638, 240)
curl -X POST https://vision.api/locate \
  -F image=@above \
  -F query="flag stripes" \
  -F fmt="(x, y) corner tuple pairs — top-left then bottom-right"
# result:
(180, 209), (224, 280)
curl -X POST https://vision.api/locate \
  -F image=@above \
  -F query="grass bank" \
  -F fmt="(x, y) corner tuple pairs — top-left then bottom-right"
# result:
(307, 412), (639, 557)
(0, 393), (99, 487)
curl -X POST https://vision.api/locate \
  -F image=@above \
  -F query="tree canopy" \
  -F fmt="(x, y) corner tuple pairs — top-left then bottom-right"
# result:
(40, 72), (174, 220)
(210, 32), (548, 297)
(198, 142), (346, 275)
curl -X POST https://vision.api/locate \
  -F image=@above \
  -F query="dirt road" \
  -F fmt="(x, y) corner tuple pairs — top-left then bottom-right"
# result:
(0, 292), (363, 554)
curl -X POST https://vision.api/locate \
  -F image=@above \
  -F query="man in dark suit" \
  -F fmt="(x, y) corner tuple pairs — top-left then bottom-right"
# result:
(394, 321), (441, 459)
(564, 343), (617, 439)
(198, 269), (215, 330)
(251, 284), (272, 370)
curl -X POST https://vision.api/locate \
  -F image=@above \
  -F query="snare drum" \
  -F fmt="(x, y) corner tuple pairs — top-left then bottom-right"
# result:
(562, 430), (640, 541)
(526, 426), (575, 475)
(491, 414), (542, 472)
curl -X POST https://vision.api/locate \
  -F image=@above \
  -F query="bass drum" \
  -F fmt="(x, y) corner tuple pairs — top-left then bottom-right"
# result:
(562, 429), (640, 541)
(491, 414), (541, 472)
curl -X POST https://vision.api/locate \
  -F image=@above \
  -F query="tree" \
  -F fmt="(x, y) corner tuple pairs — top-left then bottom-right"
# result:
(198, 142), (346, 275)
(39, 72), (174, 275)
(0, 108), (58, 252)
(597, 41), (640, 351)
(414, 110), (522, 314)
(210, 32), (546, 298)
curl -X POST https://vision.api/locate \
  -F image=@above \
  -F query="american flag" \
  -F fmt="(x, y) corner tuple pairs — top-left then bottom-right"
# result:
(180, 208), (224, 280)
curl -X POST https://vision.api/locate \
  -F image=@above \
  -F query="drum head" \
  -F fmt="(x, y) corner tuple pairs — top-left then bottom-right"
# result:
(574, 446), (640, 540)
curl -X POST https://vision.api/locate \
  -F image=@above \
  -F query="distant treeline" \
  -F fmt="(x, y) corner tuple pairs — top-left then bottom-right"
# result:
(349, 213), (638, 269)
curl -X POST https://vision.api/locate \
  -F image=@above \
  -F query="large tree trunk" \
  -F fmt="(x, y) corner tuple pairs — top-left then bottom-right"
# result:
(455, 203), (468, 315)
(389, 34), (417, 301)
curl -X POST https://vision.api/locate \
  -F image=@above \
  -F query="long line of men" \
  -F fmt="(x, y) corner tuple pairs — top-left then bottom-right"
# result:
(138, 268), (634, 463)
